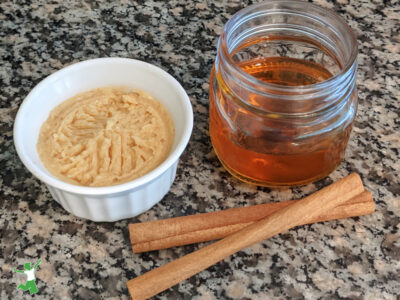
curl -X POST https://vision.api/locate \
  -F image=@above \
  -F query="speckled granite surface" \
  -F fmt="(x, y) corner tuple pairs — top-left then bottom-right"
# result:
(1, 0), (399, 299)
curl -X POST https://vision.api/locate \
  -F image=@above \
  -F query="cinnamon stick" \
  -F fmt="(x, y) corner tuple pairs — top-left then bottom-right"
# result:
(130, 190), (374, 253)
(127, 173), (365, 299)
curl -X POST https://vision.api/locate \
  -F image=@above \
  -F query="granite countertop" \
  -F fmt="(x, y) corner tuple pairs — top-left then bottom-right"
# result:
(1, 0), (399, 299)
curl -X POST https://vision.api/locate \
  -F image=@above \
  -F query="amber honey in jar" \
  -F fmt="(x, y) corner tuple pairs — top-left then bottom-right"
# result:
(209, 1), (358, 186)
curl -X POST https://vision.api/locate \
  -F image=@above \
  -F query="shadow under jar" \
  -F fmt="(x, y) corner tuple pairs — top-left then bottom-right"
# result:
(209, 1), (358, 187)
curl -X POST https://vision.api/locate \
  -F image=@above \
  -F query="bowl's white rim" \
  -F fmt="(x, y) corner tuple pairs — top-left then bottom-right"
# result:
(13, 57), (193, 196)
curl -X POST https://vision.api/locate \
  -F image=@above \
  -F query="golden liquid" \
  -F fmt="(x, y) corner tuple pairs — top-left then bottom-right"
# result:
(210, 57), (352, 186)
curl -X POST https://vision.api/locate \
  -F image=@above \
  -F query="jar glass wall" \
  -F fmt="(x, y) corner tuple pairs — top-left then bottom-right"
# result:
(209, 1), (358, 186)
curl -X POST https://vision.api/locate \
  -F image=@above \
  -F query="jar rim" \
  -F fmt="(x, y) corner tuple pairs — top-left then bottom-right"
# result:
(219, 0), (358, 94)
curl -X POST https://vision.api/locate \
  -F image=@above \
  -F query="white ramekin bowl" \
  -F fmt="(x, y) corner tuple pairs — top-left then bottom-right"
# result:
(14, 58), (193, 222)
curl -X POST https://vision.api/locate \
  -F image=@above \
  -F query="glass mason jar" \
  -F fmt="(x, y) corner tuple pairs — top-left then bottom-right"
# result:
(209, 1), (358, 187)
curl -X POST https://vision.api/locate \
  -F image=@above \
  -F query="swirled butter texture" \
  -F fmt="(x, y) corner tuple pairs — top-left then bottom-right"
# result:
(37, 87), (174, 187)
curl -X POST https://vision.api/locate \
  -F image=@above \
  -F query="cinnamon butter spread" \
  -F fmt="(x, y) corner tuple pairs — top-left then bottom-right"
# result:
(37, 87), (174, 187)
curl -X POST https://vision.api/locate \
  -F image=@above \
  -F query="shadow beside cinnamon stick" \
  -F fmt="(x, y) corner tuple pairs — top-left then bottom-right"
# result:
(130, 190), (374, 253)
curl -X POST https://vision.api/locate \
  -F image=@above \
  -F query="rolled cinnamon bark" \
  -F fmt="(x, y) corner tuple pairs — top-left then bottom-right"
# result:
(130, 190), (374, 253)
(129, 191), (375, 253)
(127, 173), (365, 299)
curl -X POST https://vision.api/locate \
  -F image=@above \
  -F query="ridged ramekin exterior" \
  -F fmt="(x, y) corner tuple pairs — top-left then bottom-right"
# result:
(46, 162), (178, 222)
